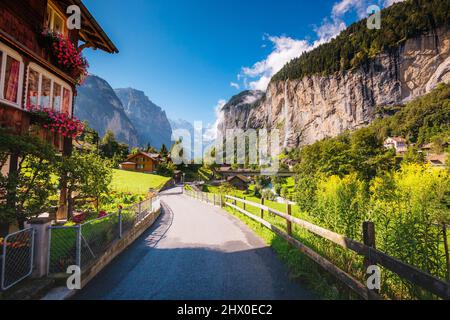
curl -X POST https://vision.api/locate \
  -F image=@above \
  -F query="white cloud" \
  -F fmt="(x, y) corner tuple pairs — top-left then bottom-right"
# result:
(238, 0), (374, 91)
(314, 18), (347, 45)
(234, 0), (407, 92)
(332, 0), (368, 19)
(203, 99), (227, 142)
(242, 36), (314, 91)
(383, 0), (405, 7)
(230, 82), (240, 90)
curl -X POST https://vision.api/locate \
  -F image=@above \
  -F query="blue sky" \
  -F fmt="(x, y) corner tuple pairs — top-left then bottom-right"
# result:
(83, 0), (400, 128)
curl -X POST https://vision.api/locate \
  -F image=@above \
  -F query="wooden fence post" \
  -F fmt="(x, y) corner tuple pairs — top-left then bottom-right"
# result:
(286, 203), (292, 236)
(243, 197), (246, 211)
(260, 198), (264, 220)
(442, 223), (450, 281)
(363, 221), (376, 267)
(363, 221), (378, 296)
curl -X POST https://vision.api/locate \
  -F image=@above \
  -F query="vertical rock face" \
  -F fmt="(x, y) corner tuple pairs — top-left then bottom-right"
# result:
(217, 90), (265, 135)
(74, 75), (139, 146)
(115, 88), (173, 149)
(218, 28), (450, 149)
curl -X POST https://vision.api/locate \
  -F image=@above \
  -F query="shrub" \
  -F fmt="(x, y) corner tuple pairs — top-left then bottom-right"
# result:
(262, 189), (276, 201)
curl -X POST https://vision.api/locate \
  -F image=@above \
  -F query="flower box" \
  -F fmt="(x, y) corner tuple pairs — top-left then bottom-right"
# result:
(27, 105), (85, 139)
(40, 30), (89, 85)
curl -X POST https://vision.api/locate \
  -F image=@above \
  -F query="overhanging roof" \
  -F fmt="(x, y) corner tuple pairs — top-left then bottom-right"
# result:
(57, 0), (119, 54)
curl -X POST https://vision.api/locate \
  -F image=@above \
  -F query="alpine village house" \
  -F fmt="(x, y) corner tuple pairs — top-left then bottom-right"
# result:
(0, 0), (118, 229)
(120, 152), (162, 174)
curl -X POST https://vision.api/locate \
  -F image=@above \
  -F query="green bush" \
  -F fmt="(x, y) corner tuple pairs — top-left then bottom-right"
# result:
(262, 189), (276, 201)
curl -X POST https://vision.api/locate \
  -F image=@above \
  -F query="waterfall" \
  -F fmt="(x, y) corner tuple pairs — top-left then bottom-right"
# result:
(283, 80), (291, 149)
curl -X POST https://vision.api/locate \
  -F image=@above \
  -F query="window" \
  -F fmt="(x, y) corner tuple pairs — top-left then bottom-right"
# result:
(46, 2), (67, 35)
(0, 44), (24, 108)
(26, 63), (73, 115)
(62, 88), (70, 114)
(41, 76), (51, 108)
(27, 69), (39, 107)
(53, 83), (61, 112)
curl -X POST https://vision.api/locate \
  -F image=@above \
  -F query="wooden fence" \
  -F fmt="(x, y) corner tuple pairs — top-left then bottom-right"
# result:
(222, 195), (450, 300)
(184, 188), (449, 300)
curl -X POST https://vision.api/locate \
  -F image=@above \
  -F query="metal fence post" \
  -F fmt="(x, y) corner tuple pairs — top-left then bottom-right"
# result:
(76, 225), (82, 268)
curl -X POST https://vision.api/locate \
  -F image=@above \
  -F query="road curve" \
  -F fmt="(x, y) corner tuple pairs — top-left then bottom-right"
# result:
(74, 187), (315, 300)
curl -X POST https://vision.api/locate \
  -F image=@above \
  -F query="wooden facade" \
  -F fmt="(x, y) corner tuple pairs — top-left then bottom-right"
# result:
(0, 0), (117, 134)
(120, 152), (162, 174)
(0, 0), (117, 221)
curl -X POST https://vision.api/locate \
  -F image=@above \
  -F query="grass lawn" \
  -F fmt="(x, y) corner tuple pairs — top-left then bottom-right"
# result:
(111, 169), (171, 194)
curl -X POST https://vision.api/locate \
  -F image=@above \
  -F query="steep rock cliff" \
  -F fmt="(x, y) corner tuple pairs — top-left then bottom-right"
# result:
(115, 88), (172, 149)
(74, 75), (139, 146)
(219, 28), (450, 149)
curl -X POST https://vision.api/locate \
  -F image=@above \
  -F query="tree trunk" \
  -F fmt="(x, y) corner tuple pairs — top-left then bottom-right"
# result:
(17, 218), (25, 230)
(57, 137), (73, 221)
(67, 191), (74, 220)
(0, 223), (10, 237)
(5, 153), (19, 222)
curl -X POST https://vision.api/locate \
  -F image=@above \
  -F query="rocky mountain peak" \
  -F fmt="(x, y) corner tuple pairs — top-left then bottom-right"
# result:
(114, 88), (172, 149)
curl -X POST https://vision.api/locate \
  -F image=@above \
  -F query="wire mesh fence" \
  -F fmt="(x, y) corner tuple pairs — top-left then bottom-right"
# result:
(48, 196), (161, 276)
(47, 226), (78, 275)
(1, 228), (35, 290)
(80, 212), (121, 271)
(121, 199), (150, 235)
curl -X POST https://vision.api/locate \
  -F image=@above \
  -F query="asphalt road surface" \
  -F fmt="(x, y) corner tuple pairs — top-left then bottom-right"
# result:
(74, 187), (315, 300)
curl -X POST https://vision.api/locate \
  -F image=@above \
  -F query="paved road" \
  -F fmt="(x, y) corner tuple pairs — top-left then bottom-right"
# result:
(74, 187), (315, 300)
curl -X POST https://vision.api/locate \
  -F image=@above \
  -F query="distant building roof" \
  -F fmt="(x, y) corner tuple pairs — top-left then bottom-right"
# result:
(227, 175), (250, 183)
(430, 160), (444, 165)
(421, 143), (433, 150)
(217, 165), (232, 172)
(127, 152), (162, 161)
(73, 140), (94, 150)
(386, 137), (407, 143)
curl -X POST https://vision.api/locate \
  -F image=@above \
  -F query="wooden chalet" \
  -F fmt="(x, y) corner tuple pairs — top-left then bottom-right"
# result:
(227, 175), (250, 191)
(0, 0), (118, 220)
(120, 152), (163, 173)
